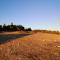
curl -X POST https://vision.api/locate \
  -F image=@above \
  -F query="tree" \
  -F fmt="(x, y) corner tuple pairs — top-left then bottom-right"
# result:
(25, 28), (32, 31)
(0, 22), (32, 32)
(3, 24), (7, 31)
(12, 25), (17, 31)
(0, 25), (2, 31)
(17, 25), (24, 31)
(6, 25), (11, 31)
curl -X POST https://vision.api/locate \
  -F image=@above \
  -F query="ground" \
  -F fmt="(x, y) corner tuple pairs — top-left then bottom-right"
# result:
(0, 31), (60, 60)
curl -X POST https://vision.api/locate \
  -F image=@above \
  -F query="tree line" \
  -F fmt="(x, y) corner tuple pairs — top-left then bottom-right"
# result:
(0, 23), (32, 32)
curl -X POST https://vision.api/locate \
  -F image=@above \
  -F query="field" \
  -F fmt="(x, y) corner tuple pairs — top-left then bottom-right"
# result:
(0, 31), (60, 60)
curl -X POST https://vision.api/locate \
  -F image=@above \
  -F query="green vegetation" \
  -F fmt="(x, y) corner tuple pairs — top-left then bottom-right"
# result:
(0, 22), (32, 32)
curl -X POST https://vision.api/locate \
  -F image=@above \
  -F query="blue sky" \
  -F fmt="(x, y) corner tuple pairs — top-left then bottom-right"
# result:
(0, 0), (60, 30)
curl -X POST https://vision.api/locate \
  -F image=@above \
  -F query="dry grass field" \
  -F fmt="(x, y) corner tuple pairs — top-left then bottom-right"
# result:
(0, 31), (60, 60)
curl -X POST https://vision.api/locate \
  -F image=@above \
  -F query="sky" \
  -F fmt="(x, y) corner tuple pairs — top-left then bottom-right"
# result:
(0, 0), (60, 31)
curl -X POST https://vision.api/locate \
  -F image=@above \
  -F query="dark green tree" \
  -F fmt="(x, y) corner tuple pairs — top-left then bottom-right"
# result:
(6, 25), (11, 31)
(25, 28), (32, 31)
(0, 25), (2, 31)
(3, 24), (7, 31)
(17, 25), (24, 31)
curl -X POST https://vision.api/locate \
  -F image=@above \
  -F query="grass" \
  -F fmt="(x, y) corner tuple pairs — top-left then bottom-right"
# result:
(0, 31), (60, 60)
